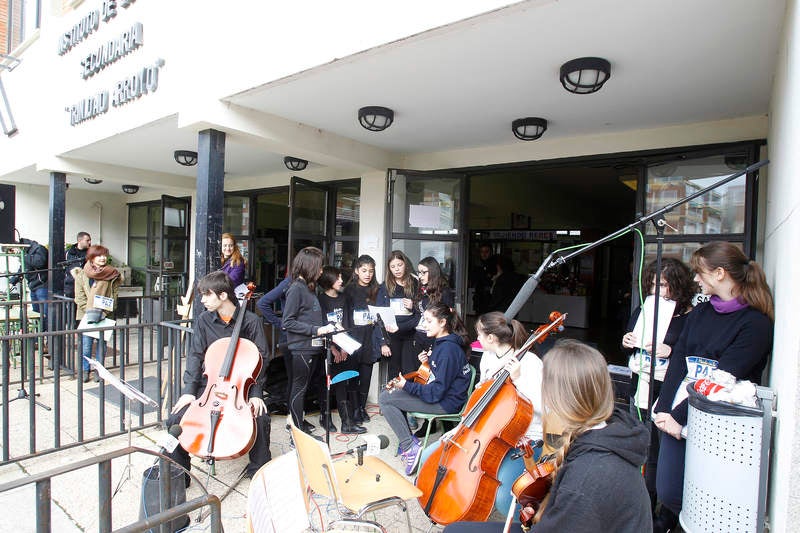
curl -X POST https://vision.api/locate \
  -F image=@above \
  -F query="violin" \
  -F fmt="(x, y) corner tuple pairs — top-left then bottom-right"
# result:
(416, 311), (566, 525)
(179, 282), (262, 461)
(385, 350), (432, 392)
(510, 445), (557, 530)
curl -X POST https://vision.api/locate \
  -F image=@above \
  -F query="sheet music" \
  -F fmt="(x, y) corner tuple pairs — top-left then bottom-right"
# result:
(332, 332), (361, 354)
(249, 451), (309, 533)
(368, 305), (397, 330)
(78, 315), (115, 342)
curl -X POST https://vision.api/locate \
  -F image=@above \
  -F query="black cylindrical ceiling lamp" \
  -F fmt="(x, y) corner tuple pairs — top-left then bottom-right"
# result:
(283, 156), (308, 171)
(174, 150), (198, 166)
(83, 177), (103, 185)
(560, 57), (611, 94)
(358, 106), (394, 132)
(512, 117), (548, 141)
(121, 184), (140, 194)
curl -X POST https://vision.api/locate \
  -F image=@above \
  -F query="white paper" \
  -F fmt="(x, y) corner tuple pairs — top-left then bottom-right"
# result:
(409, 204), (442, 229)
(368, 305), (397, 330)
(332, 332), (361, 354)
(389, 297), (412, 316)
(631, 295), (677, 350)
(78, 315), (115, 342)
(248, 451), (309, 533)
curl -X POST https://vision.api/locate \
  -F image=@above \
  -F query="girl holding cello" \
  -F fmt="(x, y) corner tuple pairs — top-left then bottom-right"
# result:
(418, 311), (543, 515)
(379, 303), (471, 475)
(444, 339), (652, 532)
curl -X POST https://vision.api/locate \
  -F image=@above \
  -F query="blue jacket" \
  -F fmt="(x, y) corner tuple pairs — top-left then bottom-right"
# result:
(256, 276), (292, 328)
(402, 333), (470, 413)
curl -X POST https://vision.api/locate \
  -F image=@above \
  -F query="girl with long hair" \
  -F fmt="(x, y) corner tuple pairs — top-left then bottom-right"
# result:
(71, 245), (123, 383)
(379, 303), (471, 476)
(414, 256), (454, 352)
(376, 250), (420, 378)
(220, 233), (246, 286)
(444, 339), (652, 532)
(652, 242), (774, 531)
(282, 247), (336, 434)
(621, 257), (696, 511)
(343, 254), (380, 423)
(317, 265), (366, 434)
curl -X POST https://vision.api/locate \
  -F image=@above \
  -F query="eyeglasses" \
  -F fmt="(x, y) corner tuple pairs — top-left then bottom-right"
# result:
(417, 269), (429, 275)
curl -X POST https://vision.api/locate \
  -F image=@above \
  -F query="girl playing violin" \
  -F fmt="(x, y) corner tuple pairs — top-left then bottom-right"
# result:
(379, 303), (472, 476)
(444, 339), (652, 532)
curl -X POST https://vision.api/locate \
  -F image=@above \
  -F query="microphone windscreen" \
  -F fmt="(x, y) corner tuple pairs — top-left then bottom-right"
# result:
(378, 434), (390, 449)
(168, 424), (183, 438)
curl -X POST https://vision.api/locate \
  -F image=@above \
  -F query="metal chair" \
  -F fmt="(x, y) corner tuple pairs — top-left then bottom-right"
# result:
(288, 419), (422, 533)
(408, 364), (477, 454)
(247, 450), (388, 532)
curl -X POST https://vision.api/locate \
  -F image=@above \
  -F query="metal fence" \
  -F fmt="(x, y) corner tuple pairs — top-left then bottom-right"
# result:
(0, 295), (194, 465)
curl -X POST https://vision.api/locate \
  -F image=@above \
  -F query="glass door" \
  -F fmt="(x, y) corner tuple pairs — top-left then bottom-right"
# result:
(288, 177), (328, 266)
(159, 195), (190, 319)
(387, 170), (468, 311)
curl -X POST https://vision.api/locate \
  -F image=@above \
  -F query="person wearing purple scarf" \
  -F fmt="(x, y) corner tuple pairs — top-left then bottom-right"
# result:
(219, 233), (246, 286)
(652, 242), (774, 531)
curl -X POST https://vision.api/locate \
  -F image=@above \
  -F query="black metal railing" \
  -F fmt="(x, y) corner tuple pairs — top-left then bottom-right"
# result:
(0, 446), (221, 533)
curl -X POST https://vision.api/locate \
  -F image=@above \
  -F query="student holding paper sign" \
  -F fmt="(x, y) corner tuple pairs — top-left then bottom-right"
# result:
(620, 258), (695, 516)
(71, 245), (123, 383)
(652, 243), (773, 532)
(375, 251), (420, 379)
(317, 266), (366, 434)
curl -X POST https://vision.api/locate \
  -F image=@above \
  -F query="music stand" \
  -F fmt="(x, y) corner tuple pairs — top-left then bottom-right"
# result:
(85, 356), (160, 489)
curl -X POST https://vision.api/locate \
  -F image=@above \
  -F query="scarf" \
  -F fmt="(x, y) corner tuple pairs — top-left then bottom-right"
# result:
(710, 295), (748, 313)
(83, 261), (120, 282)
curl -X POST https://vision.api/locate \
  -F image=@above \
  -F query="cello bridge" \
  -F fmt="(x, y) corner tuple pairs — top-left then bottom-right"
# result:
(214, 391), (229, 400)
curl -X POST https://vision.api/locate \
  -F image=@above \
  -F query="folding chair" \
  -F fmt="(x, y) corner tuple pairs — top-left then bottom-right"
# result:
(247, 450), (387, 532)
(289, 419), (422, 533)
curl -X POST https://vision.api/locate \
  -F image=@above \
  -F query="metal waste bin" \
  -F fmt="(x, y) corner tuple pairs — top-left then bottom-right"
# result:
(680, 385), (775, 533)
(140, 461), (189, 533)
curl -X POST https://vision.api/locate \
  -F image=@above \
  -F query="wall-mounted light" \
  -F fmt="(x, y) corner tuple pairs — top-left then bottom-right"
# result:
(83, 177), (103, 185)
(512, 117), (548, 141)
(173, 150), (198, 166)
(358, 106), (394, 132)
(560, 57), (611, 94)
(121, 184), (139, 194)
(284, 156), (308, 171)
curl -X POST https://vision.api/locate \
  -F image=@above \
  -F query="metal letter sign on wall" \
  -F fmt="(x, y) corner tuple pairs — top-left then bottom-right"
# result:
(59, 0), (156, 127)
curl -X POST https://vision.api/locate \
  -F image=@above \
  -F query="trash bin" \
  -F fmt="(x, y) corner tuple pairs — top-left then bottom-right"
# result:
(139, 462), (189, 533)
(680, 385), (775, 533)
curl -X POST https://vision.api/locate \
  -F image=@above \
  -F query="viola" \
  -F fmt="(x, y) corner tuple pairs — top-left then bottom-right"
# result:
(179, 282), (262, 461)
(511, 452), (557, 529)
(416, 311), (566, 525)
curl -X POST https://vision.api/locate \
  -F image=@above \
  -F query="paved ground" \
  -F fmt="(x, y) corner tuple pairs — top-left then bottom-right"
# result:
(0, 378), (451, 532)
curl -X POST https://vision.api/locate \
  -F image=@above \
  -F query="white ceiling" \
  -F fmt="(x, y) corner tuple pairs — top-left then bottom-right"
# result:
(55, 0), (783, 193)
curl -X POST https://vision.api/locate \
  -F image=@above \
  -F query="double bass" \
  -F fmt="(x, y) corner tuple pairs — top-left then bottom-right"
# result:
(179, 283), (263, 461)
(416, 311), (566, 525)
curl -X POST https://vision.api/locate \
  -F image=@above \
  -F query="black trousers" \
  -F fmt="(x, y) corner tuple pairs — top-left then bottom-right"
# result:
(165, 403), (271, 475)
(289, 350), (322, 426)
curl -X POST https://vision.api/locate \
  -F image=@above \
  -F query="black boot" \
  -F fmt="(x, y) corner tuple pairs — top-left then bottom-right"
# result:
(652, 504), (678, 533)
(357, 392), (371, 423)
(349, 391), (364, 424)
(319, 398), (337, 433)
(338, 400), (366, 435)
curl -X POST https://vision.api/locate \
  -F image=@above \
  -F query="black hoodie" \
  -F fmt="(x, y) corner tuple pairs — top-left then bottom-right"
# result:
(533, 408), (652, 532)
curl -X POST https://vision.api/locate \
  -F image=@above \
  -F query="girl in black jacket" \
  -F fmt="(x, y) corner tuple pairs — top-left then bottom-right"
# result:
(282, 247), (336, 435)
(375, 250), (420, 379)
(413, 256), (454, 352)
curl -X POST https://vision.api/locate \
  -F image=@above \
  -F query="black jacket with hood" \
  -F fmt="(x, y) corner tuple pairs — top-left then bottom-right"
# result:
(10, 238), (48, 291)
(533, 408), (653, 532)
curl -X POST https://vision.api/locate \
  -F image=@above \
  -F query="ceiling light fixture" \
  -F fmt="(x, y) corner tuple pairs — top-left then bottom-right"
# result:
(283, 156), (308, 171)
(121, 184), (139, 194)
(173, 150), (198, 166)
(83, 177), (103, 185)
(512, 117), (548, 141)
(560, 57), (611, 94)
(358, 106), (394, 132)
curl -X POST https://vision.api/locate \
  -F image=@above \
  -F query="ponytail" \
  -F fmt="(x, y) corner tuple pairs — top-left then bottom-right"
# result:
(476, 311), (528, 349)
(426, 302), (469, 351)
(740, 260), (774, 321)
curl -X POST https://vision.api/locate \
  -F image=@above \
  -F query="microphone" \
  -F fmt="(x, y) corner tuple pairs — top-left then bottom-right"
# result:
(156, 424), (183, 454)
(504, 274), (540, 321)
(57, 258), (84, 267)
(344, 434), (390, 465)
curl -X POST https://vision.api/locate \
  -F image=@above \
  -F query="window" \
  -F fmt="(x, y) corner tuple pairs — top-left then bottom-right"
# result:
(5, 0), (40, 53)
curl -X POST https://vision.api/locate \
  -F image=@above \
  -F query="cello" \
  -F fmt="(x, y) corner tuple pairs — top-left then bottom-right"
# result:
(178, 282), (263, 461)
(416, 311), (566, 525)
